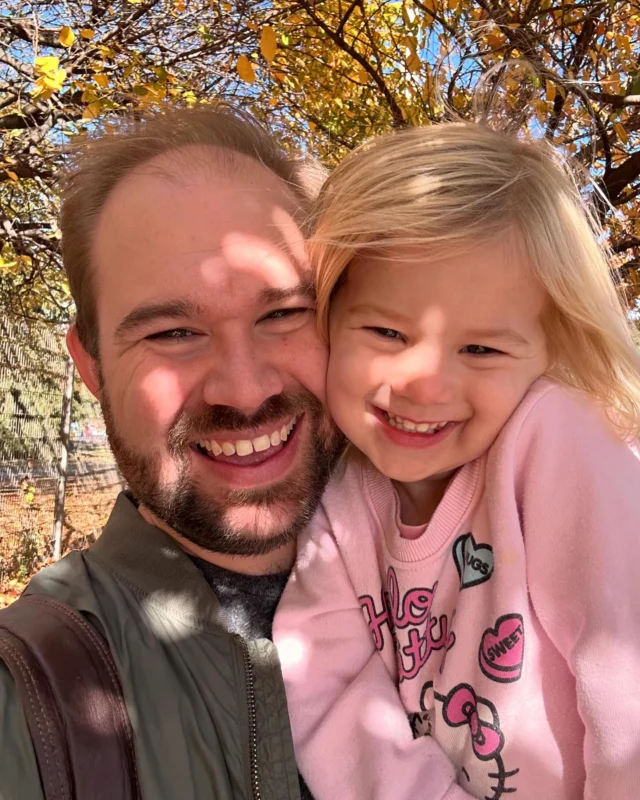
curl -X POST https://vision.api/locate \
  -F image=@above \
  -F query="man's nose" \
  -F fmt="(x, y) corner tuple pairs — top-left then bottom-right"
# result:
(202, 342), (285, 416)
(389, 346), (455, 407)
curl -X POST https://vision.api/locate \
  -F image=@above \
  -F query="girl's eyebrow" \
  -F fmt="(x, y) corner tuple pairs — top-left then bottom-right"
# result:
(347, 303), (411, 325)
(465, 327), (530, 346)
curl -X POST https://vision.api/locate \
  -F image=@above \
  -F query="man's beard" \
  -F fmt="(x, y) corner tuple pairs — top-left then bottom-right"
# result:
(99, 380), (345, 557)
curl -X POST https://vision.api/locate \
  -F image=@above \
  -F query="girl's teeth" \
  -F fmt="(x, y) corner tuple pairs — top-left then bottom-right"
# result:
(386, 413), (448, 434)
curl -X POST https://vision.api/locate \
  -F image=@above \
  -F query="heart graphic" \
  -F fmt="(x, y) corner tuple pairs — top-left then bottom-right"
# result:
(478, 614), (525, 684)
(452, 533), (493, 590)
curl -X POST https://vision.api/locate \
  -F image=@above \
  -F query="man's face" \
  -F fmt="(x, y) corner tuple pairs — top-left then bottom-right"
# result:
(73, 148), (342, 556)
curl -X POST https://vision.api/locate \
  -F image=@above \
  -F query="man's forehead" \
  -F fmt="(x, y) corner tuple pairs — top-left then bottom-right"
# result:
(93, 146), (308, 285)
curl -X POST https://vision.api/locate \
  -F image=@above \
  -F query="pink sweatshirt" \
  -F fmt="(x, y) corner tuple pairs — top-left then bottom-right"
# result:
(274, 380), (640, 800)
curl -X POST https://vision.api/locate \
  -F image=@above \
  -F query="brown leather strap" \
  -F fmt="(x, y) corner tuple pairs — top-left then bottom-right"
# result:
(0, 594), (140, 800)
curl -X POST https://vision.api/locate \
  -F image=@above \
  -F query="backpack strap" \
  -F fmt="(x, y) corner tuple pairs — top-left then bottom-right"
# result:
(0, 594), (140, 800)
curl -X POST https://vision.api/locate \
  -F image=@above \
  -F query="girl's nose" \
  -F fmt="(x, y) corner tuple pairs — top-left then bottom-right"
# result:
(389, 347), (454, 407)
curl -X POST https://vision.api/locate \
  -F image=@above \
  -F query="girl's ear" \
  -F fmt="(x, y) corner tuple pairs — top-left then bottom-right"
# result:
(66, 325), (100, 398)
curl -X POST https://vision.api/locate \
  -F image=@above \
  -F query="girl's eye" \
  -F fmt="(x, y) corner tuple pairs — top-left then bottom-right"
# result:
(263, 307), (311, 321)
(462, 344), (502, 356)
(147, 329), (197, 340)
(365, 326), (406, 342)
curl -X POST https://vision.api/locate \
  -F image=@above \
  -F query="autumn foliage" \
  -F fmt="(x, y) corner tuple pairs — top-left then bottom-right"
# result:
(1, 0), (639, 322)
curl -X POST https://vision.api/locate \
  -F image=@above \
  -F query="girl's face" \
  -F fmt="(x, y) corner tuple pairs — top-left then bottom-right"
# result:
(327, 238), (549, 483)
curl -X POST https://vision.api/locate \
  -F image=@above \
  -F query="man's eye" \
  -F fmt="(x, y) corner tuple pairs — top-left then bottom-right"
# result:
(146, 329), (196, 340)
(365, 327), (405, 342)
(461, 344), (502, 356)
(263, 307), (311, 321)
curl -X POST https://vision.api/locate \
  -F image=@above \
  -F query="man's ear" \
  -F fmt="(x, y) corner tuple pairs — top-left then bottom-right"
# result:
(66, 325), (100, 398)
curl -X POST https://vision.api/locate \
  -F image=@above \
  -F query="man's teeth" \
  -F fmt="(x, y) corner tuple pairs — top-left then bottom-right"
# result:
(198, 417), (297, 457)
(385, 413), (448, 434)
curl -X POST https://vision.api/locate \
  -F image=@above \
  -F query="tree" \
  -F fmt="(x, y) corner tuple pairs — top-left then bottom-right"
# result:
(2, 0), (639, 321)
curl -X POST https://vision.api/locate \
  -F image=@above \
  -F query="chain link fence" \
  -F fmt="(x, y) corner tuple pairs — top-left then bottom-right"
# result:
(0, 315), (122, 589)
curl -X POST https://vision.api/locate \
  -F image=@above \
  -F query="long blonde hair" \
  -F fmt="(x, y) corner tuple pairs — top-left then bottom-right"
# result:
(310, 123), (640, 439)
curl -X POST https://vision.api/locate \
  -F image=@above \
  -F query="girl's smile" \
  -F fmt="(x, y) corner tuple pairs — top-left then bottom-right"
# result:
(327, 235), (550, 510)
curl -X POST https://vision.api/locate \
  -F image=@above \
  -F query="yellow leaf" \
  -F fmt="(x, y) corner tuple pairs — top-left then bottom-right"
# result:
(614, 122), (629, 144)
(260, 27), (277, 63)
(94, 73), (109, 88)
(400, 35), (417, 53)
(402, 3), (416, 26)
(269, 97), (278, 106)
(222, 1), (232, 9)
(407, 50), (421, 73)
(35, 56), (60, 73)
(59, 26), (75, 47)
(82, 101), (102, 121)
(534, 99), (549, 116)
(42, 69), (67, 91)
(236, 55), (256, 84)
(486, 31), (505, 48)
(128, 0), (144, 4)
(420, 0), (438, 25)
(616, 34), (631, 54)
(6, 170), (18, 182)
(545, 80), (556, 102)
(80, 28), (96, 39)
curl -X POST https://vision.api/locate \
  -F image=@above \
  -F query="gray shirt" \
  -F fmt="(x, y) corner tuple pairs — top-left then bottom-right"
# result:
(192, 558), (314, 800)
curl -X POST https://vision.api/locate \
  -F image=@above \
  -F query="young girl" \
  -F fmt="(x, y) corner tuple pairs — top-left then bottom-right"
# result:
(273, 123), (640, 800)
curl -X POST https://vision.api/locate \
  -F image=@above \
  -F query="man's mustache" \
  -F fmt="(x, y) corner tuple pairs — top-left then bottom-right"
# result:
(168, 392), (323, 452)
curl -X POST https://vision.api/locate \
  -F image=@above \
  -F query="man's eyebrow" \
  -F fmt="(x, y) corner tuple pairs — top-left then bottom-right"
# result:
(259, 281), (316, 305)
(114, 300), (205, 341)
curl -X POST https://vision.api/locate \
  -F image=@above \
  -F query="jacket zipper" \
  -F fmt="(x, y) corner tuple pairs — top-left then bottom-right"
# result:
(238, 636), (262, 800)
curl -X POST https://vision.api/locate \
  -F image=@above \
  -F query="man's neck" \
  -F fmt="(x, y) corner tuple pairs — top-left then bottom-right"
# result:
(137, 504), (296, 576)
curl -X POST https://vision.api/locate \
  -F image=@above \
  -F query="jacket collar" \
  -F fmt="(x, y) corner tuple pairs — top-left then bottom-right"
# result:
(89, 492), (224, 629)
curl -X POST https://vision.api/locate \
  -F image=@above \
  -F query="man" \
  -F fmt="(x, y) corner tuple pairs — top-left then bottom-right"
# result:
(0, 106), (344, 799)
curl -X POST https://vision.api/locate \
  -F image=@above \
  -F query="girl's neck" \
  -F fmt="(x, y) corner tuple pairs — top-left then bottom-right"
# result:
(392, 471), (457, 526)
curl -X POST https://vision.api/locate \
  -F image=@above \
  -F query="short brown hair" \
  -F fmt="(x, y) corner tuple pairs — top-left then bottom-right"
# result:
(61, 105), (325, 358)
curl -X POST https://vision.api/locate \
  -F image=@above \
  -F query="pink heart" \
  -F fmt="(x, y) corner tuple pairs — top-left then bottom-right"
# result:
(479, 614), (524, 684)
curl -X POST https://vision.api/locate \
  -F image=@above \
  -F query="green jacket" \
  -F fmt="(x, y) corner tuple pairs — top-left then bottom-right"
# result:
(0, 493), (301, 800)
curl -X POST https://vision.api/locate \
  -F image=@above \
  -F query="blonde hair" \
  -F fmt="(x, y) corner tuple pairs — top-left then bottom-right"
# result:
(61, 105), (325, 358)
(310, 122), (640, 439)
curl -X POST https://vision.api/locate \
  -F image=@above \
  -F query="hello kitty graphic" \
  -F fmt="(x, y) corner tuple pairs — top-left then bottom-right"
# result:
(418, 681), (519, 800)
